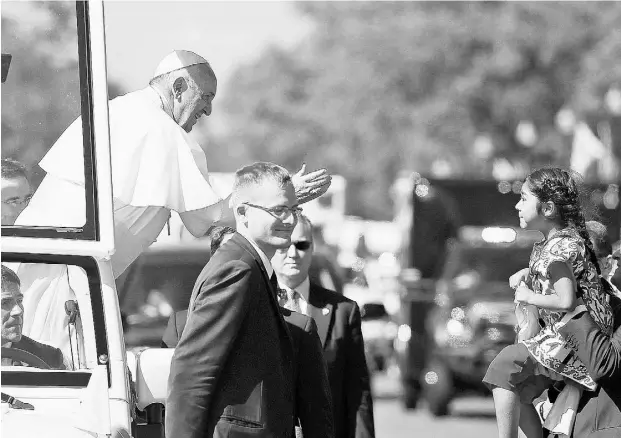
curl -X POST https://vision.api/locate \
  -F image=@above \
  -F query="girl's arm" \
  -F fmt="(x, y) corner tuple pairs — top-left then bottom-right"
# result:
(515, 261), (577, 311)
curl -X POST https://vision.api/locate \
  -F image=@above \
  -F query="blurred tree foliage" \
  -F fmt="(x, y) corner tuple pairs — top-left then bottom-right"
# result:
(215, 1), (621, 219)
(1, 1), (124, 188)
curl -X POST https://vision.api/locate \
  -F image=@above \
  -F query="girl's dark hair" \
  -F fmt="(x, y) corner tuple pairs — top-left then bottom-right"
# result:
(526, 167), (601, 275)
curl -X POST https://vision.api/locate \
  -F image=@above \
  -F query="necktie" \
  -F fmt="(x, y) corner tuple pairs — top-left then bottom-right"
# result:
(281, 289), (302, 314)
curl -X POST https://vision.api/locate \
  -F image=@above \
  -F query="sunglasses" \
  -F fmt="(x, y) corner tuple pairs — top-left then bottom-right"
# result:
(291, 241), (312, 251)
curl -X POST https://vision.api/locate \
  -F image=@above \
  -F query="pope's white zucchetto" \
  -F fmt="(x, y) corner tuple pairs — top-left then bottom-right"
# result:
(152, 50), (209, 79)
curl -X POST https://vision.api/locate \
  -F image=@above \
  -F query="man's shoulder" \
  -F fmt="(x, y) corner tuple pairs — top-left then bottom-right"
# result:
(193, 237), (263, 296)
(109, 88), (181, 135)
(14, 336), (64, 367)
(201, 240), (257, 277)
(310, 282), (357, 311)
(215, 234), (261, 264)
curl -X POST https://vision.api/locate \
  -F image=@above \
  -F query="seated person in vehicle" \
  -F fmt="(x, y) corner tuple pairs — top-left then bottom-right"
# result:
(1, 265), (65, 369)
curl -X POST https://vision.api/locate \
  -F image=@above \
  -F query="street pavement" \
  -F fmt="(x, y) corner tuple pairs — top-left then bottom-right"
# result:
(372, 366), (501, 438)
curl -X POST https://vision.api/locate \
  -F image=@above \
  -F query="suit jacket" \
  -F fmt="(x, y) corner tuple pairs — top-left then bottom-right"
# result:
(166, 233), (296, 438)
(163, 308), (335, 438)
(554, 294), (621, 438)
(5, 335), (65, 369)
(306, 282), (375, 438)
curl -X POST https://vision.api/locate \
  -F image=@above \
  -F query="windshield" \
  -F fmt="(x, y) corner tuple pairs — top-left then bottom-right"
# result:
(2, 1), (100, 239)
(1, 257), (104, 374)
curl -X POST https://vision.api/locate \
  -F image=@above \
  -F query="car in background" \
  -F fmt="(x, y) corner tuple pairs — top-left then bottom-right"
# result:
(420, 226), (540, 416)
(119, 240), (213, 348)
(344, 263), (398, 373)
(122, 240), (346, 348)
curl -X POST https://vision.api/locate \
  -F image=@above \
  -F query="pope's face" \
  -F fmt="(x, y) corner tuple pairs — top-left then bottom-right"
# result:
(178, 67), (217, 132)
(1, 282), (23, 345)
(1, 176), (32, 225)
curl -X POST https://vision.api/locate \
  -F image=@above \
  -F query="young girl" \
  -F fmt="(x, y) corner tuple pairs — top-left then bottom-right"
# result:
(483, 168), (614, 438)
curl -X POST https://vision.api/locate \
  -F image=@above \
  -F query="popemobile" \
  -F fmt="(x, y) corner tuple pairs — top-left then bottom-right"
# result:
(2, 2), (173, 437)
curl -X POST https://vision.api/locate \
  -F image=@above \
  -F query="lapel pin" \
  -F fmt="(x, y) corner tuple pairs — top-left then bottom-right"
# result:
(322, 307), (330, 315)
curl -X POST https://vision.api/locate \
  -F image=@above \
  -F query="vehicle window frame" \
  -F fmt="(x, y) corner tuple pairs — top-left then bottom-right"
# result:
(1, 252), (109, 386)
(1, 1), (99, 241)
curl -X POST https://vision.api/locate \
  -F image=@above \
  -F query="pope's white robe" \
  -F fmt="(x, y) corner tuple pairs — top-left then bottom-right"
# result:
(14, 87), (224, 361)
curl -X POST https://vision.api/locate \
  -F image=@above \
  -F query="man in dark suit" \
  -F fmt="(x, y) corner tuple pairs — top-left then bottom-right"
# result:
(272, 214), (375, 438)
(166, 162), (305, 438)
(162, 225), (334, 438)
(1, 265), (64, 369)
(162, 307), (334, 438)
(543, 294), (621, 437)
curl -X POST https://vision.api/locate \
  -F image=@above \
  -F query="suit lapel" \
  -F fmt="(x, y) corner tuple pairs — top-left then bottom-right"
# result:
(308, 284), (334, 347)
(232, 233), (293, 341)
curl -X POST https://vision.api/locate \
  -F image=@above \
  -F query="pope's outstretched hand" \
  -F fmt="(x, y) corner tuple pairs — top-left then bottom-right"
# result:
(291, 163), (332, 205)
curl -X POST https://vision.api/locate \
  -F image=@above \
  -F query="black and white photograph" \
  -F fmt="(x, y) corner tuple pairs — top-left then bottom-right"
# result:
(1, 2), (620, 438)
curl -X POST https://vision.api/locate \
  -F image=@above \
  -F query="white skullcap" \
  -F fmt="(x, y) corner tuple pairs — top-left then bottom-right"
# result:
(152, 50), (210, 79)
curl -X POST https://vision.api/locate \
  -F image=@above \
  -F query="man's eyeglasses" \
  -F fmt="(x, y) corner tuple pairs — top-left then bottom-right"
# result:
(243, 202), (302, 221)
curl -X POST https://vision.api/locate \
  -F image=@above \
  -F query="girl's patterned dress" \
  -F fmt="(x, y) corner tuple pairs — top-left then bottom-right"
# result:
(522, 227), (614, 390)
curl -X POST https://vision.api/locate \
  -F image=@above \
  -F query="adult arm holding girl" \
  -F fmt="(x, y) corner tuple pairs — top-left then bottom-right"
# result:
(551, 298), (621, 438)
(560, 300), (621, 384)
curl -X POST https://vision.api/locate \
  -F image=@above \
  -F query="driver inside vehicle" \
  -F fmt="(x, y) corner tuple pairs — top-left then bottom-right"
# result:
(1, 265), (65, 369)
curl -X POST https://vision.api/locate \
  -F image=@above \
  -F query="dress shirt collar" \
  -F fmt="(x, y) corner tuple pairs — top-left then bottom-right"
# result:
(282, 276), (310, 302)
(237, 227), (273, 279)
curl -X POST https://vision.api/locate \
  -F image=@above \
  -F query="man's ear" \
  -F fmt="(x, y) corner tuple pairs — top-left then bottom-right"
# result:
(236, 205), (248, 226)
(172, 77), (186, 100)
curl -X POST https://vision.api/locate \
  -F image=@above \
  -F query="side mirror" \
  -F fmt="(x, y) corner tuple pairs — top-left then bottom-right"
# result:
(361, 303), (388, 320)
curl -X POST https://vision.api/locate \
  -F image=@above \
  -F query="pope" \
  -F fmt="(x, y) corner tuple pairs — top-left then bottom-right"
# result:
(14, 50), (331, 360)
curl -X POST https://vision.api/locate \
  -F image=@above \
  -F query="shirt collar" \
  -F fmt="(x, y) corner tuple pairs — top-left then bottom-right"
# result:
(2, 342), (12, 348)
(282, 277), (310, 302)
(237, 227), (273, 278)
